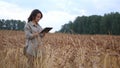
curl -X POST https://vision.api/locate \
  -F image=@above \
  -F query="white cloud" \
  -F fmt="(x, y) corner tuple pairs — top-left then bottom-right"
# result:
(92, 0), (118, 10)
(0, 0), (87, 32)
(1, 0), (119, 32)
(0, 1), (31, 21)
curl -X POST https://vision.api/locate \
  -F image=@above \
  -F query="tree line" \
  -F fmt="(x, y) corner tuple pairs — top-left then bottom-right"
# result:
(58, 12), (120, 35)
(0, 19), (25, 31)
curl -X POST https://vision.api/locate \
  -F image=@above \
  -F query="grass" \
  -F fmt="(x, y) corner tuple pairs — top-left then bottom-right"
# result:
(0, 30), (120, 68)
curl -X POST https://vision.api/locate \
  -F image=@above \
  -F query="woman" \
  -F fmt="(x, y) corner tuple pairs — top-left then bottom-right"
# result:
(24, 9), (45, 68)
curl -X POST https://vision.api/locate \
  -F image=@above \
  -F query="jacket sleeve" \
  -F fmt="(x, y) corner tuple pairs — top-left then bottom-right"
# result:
(24, 23), (34, 39)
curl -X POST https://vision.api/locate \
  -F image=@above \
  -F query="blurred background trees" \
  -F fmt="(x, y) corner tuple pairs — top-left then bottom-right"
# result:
(58, 12), (120, 35)
(0, 19), (25, 31)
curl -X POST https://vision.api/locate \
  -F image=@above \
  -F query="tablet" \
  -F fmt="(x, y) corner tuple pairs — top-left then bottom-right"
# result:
(40, 27), (53, 33)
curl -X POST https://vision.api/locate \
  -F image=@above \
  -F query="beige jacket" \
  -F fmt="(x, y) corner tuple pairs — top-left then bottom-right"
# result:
(24, 21), (43, 57)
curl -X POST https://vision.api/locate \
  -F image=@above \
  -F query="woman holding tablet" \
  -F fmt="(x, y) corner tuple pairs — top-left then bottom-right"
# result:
(24, 9), (45, 68)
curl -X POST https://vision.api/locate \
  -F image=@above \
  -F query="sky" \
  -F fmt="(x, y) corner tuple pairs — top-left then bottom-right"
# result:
(0, 0), (120, 32)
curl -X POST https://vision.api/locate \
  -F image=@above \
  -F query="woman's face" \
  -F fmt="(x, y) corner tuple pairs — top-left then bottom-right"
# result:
(34, 13), (42, 23)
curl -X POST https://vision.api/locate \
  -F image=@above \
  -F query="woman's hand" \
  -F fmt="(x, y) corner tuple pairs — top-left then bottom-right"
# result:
(42, 32), (46, 37)
(33, 32), (39, 37)
(40, 32), (46, 38)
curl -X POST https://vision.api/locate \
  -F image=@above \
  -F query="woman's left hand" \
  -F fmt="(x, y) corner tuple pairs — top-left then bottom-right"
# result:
(42, 32), (45, 37)
(40, 32), (46, 37)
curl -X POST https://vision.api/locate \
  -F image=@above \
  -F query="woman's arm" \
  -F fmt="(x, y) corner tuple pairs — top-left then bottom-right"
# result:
(24, 23), (39, 39)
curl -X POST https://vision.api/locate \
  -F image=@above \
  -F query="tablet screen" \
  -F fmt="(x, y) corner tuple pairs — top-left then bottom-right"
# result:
(40, 27), (52, 33)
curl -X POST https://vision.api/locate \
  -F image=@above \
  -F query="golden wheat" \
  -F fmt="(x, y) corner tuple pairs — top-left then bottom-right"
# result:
(0, 30), (120, 68)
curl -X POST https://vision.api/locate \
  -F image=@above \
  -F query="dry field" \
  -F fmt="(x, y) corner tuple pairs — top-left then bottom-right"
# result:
(0, 30), (120, 68)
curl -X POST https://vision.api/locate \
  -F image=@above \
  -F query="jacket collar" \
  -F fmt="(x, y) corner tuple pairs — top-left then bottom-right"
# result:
(30, 21), (38, 27)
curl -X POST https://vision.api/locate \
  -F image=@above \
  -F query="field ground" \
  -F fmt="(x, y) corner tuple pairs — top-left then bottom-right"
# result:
(0, 30), (120, 68)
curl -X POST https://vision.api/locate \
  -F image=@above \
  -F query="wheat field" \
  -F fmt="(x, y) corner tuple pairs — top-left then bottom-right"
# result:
(0, 30), (120, 68)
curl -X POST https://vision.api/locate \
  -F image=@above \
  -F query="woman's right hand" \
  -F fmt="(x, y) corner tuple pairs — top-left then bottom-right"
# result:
(33, 32), (39, 37)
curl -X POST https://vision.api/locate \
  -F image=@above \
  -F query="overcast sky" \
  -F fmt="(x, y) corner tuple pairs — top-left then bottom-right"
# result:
(0, 0), (120, 32)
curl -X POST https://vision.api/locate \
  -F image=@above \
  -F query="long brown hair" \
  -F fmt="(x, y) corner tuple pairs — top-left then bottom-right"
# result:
(28, 9), (43, 22)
